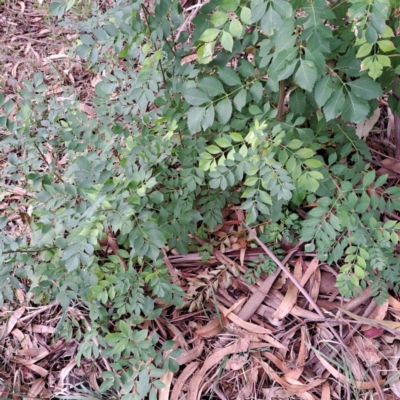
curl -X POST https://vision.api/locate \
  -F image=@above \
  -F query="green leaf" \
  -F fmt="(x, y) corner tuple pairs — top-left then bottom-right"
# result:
(220, 0), (240, 12)
(323, 87), (345, 121)
(238, 60), (255, 77)
(210, 11), (228, 26)
(218, 66), (241, 86)
(277, 59), (299, 81)
(287, 139), (303, 149)
(105, 333), (126, 342)
(221, 31), (233, 52)
(251, 1), (267, 23)
(230, 132), (244, 142)
(184, 88), (210, 106)
(215, 137), (231, 148)
(187, 107), (205, 134)
(249, 81), (263, 103)
(314, 76), (333, 107)
(199, 76), (225, 97)
(199, 28), (221, 42)
(295, 60), (318, 92)
(33, 73), (43, 87)
(0, 216), (8, 229)
(370, 12), (387, 35)
(240, 7), (252, 24)
(261, 6), (282, 36)
(363, 170), (376, 186)
(289, 90), (306, 115)
(298, 172), (320, 192)
(147, 192), (163, 206)
(216, 97), (232, 124)
(197, 41), (216, 64)
(296, 148), (315, 159)
(229, 19), (243, 38)
(341, 91), (370, 123)
(119, 320), (131, 336)
(376, 55), (390, 67)
(244, 177), (258, 186)
(381, 25), (394, 38)
(377, 40), (395, 52)
(65, 255), (79, 272)
(308, 171), (323, 180)
(304, 159), (323, 168)
(272, 0), (293, 18)
(233, 89), (247, 111)
(206, 145), (221, 154)
(365, 25), (378, 44)
(356, 43), (372, 58)
(202, 105), (215, 130)
(304, 48), (325, 75)
(346, 76), (383, 100)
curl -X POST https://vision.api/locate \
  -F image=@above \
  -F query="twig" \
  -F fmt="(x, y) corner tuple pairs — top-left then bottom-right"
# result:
(237, 246), (299, 321)
(393, 50), (400, 159)
(276, 80), (285, 121)
(189, 234), (245, 272)
(1, 246), (58, 254)
(236, 213), (349, 350)
(175, 0), (202, 42)
(34, 143), (64, 183)
(141, 4), (167, 87)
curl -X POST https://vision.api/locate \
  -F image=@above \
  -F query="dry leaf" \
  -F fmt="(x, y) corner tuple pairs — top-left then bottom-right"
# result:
(260, 360), (325, 394)
(27, 378), (45, 400)
(321, 382), (330, 400)
(351, 336), (382, 365)
(226, 354), (247, 370)
(32, 325), (55, 334)
(300, 258), (319, 286)
(195, 316), (226, 338)
(364, 327), (384, 339)
(178, 339), (204, 365)
(263, 351), (290, 374)
(188, 339), (250, 400)
(314, 351), (384, 389)
(13, 357), (48, 377)
(388, 342), (400, 397)
(159, 371), (173, 400)
(0, 307), (25, 340)
(356, 108), (380, 140)
(389, 295), (400, 311)
(181, 53), (197, 65)
(171, 362), (200, 400)
(272, 258), (302, 319)
(56, 359), (76, 390)
(219, 304), (271, 334)
(284, 326), (308, 381)
(263, 387), (292, 398)
(339, 307), (400, 330)
(362, 300), (388, 331)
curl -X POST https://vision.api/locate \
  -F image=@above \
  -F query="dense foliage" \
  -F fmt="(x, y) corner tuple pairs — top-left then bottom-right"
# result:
(2, 0), (400, 397)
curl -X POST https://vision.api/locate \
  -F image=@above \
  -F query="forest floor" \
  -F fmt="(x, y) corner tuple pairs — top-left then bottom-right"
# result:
(1, 1), (400, 399)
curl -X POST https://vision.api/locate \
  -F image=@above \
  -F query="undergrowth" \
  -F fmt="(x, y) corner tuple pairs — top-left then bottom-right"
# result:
(2, 0), (400, 397)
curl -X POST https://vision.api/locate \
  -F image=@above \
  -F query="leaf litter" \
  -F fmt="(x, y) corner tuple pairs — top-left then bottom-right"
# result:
(1, 1), (400, 400)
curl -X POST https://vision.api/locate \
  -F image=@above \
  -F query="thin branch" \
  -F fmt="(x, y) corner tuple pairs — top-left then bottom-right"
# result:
(236, 213), (349, 350)
(141, 4), (167, 87)
(276, 80), (285, 121)
(2, 246), (58, 255)
(34, 143), (64, 183)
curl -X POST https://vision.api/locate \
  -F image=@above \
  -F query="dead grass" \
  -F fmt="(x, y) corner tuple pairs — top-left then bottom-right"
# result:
(0, 299), (110, 399)
(0, 0), (97, 106)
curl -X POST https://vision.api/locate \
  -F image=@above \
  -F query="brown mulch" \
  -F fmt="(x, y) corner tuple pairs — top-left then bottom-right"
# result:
(2, 1), (400, 400)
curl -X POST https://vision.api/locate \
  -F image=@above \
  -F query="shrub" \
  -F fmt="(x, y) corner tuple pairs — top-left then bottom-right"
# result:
(2, 0), (400, 397)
